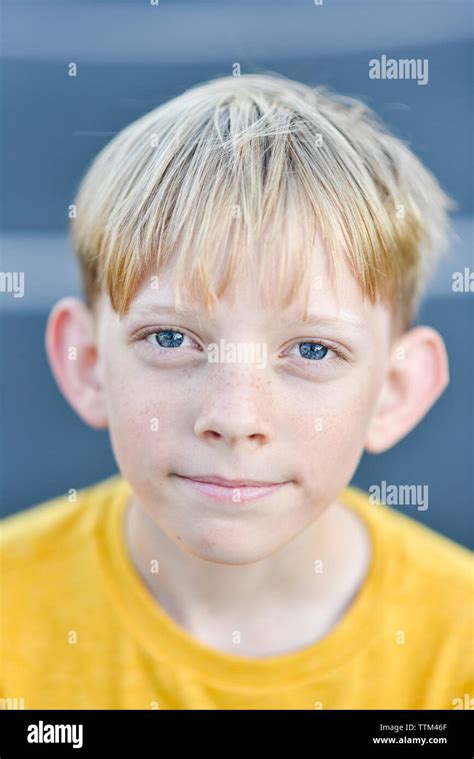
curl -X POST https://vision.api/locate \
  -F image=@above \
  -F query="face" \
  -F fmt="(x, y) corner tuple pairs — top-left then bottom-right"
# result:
(91, 237), (395, 564)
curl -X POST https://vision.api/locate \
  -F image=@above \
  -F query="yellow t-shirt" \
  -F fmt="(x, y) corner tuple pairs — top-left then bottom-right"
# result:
(1, 474), (472, 710)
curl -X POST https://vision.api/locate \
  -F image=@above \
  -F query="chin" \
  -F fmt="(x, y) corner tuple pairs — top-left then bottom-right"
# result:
(177, 530), (281, 565)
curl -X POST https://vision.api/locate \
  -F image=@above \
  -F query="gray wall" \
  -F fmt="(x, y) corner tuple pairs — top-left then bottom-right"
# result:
(1, 0), (472, 549)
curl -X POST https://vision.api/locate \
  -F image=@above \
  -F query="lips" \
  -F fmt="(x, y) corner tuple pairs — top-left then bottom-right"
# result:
(179, 474), (286, 487)
(174, 474), (289, 503)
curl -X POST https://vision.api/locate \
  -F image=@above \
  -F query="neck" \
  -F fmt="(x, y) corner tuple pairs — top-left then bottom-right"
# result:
(123, 492), (371, 657)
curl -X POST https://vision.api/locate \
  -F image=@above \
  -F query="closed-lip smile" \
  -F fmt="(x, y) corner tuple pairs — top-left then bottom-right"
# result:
(177, 474), (287, 487)
(174, 474), (290, 503)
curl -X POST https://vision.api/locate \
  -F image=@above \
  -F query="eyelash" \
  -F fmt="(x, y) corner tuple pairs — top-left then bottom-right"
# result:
(133, 326), (350, 365)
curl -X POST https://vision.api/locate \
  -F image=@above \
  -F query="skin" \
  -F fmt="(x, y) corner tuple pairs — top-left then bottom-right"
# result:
(45, 236), (449, 657)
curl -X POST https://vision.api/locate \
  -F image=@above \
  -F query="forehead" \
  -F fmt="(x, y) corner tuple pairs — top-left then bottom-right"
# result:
(108, 235), (392, 337)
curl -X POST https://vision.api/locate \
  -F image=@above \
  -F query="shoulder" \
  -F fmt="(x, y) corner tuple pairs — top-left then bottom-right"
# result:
(341, 486), (474, 706)
(343, 484), (473, 619)
(0, 474), (125, 574)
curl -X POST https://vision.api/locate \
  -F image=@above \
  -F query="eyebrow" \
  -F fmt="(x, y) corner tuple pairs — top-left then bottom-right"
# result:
(128, 304), (366, 332)
(286, 313), (367, 332)
(128, 304), (217, 322)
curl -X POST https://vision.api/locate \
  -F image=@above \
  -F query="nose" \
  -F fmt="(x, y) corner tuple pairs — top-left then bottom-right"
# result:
(193, 368), (274, 449)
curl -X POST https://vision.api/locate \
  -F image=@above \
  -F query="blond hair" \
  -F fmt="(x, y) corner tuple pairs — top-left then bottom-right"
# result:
(71, 72), (455, 331)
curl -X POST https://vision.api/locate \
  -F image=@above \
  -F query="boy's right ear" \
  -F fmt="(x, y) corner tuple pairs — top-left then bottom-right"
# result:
(45, 297), (108, 429)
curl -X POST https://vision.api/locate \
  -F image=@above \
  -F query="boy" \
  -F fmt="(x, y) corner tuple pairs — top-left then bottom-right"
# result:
(1, 73), (472, 710)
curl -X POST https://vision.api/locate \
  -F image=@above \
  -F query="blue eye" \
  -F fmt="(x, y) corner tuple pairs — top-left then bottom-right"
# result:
(146, 330), (188, 349)
(297, 342), (330, 360)
(288, 341), (338, 362)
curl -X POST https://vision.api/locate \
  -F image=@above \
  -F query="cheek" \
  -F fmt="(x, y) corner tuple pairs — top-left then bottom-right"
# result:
(102, 358), (184, 477)
(286, 370), (384, 482)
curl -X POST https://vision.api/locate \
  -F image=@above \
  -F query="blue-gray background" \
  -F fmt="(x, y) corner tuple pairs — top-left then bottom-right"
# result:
(1, 0), (472, 548)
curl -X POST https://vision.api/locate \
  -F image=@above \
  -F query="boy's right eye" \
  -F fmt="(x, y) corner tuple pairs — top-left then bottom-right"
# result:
(146, 329), (189, 349)
(143, 328), (202, 351)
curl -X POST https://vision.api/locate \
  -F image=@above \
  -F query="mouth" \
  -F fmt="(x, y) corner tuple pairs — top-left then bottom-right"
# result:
(173, 474), (290, 503)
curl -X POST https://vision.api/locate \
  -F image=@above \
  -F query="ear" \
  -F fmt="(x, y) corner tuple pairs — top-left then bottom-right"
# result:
(45, 296), (108, 429)
(364, 326), (449, 453)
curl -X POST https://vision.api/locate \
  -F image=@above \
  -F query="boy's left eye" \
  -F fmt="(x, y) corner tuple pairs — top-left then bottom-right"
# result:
(287, 341), (337, 361)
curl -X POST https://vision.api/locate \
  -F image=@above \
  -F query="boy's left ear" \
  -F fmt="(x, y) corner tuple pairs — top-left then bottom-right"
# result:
(364, 326), (449, 454)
